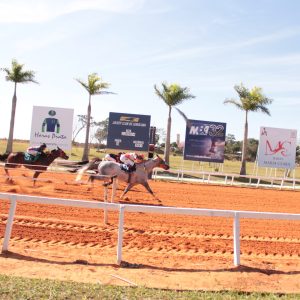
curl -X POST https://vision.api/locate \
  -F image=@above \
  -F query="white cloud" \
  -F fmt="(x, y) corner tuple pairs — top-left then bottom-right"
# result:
(0, 0), (145, 23)
(241, 53), (300, 66)
(144, 27), (300, 64)
(15, 32), (67, 53)
(273, 97), (300, 107)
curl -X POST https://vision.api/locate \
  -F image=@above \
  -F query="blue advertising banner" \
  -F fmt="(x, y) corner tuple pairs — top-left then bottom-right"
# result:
(107, 112), (151, 151)
(184, 120), (226, 163)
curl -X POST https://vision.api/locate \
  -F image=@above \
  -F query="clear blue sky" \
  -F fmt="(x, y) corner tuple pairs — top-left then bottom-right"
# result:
(1, 0), (300, 144)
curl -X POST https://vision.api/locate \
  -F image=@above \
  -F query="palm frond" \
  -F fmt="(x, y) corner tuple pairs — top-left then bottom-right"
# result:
(224, 99), (244, 110)
(255, 105), (271, 115)
(2, 59), (38, 84)
(154, 82), (195, 107)
(175, 107), (192, 128)
(76, 73), (112, 95)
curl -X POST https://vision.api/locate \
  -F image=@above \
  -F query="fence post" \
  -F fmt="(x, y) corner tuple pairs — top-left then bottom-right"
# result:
(117, 205), (125, 265)
(104, 186), (108, 224)
(233, 212), (240, 266)
(2, 195), (17, 252)
(111, 177), (117, 203)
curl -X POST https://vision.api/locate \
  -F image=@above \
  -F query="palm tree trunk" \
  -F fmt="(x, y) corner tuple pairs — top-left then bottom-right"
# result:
(82, 95), (91, 161)
(240, 110), (248, 175)
(6, 83), (17, 153)
(164, 106), (172, 165)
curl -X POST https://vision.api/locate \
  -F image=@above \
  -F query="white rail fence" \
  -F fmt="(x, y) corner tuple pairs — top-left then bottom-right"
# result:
(152, 168), (300, 190)
(1, 192), (300, 266)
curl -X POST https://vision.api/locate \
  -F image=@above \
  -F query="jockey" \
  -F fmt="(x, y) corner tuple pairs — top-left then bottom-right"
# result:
(119, 152), (144, 172)
(27, 143), (47, 159)
(104, 152), (123, 163)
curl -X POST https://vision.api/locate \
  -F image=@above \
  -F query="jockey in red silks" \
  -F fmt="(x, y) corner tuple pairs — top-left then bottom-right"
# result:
(120, 152), (144, 172)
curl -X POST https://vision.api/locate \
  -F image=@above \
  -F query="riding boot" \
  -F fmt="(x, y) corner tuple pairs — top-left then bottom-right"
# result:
(129, 164), (136, 172)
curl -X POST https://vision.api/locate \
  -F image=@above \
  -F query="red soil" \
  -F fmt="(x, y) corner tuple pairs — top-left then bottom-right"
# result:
(0, 169), (300, 293)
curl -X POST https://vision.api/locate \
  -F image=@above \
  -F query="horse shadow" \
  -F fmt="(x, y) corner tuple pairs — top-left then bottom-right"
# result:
(119, 261), (300, 275)
(2, 251), (300, 275)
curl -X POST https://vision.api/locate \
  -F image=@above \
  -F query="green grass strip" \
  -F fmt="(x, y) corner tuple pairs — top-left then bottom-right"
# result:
(0, 274), (299, 300)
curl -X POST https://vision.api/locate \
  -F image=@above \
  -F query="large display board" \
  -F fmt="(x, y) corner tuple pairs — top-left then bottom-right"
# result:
(106, 112), (151, 151)
(184, 119), (226, 163)
(258, 126), (297, 169)
(30, 106), (74, 150)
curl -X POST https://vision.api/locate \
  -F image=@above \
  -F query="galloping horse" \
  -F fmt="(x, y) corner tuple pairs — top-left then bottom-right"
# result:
(75, 155), (169, 199)
(2, 147), (69, 184)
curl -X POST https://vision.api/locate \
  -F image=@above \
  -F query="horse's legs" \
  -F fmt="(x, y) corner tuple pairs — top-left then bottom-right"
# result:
(87, 175), (95, 191)
(120, 183), (136, 199)
(142, 182), (161, 202)
(4, 164), (15, 183)
(33, 171), (41, 186)
(4, 166), (11, 182)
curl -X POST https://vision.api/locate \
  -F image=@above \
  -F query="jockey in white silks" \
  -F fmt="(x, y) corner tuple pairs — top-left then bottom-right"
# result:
(120, 152), (144, 172)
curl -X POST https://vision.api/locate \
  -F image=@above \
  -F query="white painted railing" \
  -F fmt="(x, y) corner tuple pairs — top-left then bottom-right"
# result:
(1, 192), (300, 266)
(152, 168), (300, 190)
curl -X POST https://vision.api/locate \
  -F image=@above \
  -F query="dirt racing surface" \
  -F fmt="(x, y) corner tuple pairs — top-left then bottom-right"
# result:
(0, 169), (300, 293)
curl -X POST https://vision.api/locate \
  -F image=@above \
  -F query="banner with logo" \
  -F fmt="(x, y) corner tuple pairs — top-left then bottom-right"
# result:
(106, 112), (151, 151)
(184, 119), (226, 163)
(258, 127), (297, 169)
(30, 106), (74, 150)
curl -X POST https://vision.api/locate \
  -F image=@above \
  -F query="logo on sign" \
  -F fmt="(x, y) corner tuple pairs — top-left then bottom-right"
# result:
(120, 116), (140, 123)
(189, 124), (225, 137)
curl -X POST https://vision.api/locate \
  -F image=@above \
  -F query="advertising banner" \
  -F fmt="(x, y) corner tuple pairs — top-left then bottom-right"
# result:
(258, 126), (297, 169)
(184, 119), (226, 163)
(30, 106), (74, 150)
(106, 112), (151, 151)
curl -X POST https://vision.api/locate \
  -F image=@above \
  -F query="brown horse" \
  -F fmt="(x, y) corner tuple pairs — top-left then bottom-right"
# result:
(2, 147), (69, 184)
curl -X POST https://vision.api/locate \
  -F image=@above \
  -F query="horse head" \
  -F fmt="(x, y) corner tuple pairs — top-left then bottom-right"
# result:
(51, 147), (69, 160)
(155, 155), (169, 170)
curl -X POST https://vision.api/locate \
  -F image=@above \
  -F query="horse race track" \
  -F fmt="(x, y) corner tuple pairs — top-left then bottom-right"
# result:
(0, 169), (300, 293)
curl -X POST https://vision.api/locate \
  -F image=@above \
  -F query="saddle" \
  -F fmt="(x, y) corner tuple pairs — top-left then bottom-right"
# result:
(120, 164), (136, 173)
(24, 153), (40, 162)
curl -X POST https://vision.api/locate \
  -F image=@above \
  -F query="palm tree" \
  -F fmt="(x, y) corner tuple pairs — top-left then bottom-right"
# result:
(224, 83), (273, 175)
(2, 59), (38, 153)
(154, 82), (195, 165)
(76, 73), (113, 161)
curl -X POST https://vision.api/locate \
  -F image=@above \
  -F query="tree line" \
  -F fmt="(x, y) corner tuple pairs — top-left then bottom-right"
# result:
(2, 59), (275, 175)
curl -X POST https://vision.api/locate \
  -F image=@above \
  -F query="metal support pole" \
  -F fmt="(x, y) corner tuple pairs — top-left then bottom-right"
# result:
(2, 196), (17, 252)
(117, 205), (125, 265)
(233, 212), (240, 266)
(104, 186), (108, 224)
(111, 177), (117, 203)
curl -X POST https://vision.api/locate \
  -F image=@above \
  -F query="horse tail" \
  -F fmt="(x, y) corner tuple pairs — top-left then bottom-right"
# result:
(75, 158), (102, 182)
(0, 153), (9, 161)
(66, 160), (90, 173)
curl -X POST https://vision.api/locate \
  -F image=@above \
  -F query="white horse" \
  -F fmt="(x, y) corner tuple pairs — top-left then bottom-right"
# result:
(75, 155), (169, 199)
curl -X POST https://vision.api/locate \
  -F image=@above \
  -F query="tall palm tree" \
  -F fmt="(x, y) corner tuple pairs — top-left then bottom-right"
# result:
(224, 83), (273, 175)
(76, 73), (113, 161)
(2, 59), (38, 153)
(154, 82), (195, 165)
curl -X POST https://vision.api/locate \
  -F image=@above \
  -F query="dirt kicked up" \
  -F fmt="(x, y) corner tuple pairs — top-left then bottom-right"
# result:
(0, 168), (300, 293)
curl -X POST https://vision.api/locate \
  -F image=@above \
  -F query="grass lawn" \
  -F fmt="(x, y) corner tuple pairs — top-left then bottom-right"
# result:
(0, 274), (298, 300)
